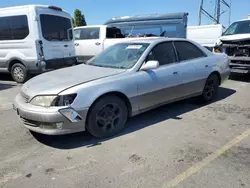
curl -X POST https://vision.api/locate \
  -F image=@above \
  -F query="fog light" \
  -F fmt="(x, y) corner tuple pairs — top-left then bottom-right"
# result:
(56, 122), (64, 129)
(59, 108), (82, 122)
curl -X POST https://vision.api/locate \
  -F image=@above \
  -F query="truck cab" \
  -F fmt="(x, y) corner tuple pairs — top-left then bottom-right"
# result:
(214, 18), (250, 74)
(74, 12), (188, 63)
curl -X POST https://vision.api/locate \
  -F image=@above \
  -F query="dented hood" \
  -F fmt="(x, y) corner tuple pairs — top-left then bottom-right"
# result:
(220, 34), (250, 42)
(21, 64), (126, 98)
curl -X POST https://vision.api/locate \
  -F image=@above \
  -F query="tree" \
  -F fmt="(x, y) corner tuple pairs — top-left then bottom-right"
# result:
(74, 9), (87, 27)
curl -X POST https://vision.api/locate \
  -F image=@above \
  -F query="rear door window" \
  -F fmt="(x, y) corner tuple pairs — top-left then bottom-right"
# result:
(174, 41), (206, 61)
(40, 14), (73, 41)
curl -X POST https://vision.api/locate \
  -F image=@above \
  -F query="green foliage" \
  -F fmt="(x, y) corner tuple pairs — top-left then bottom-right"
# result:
(74, 9), (87, 27)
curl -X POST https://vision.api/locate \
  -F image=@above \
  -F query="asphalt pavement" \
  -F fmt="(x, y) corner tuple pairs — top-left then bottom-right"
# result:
(0, 73), (250, 188)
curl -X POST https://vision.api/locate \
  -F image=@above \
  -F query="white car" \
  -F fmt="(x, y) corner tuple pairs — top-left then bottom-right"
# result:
(74, 25), (154, 63)
(0, 5), (76, 83)
(74, 13), (188, 63)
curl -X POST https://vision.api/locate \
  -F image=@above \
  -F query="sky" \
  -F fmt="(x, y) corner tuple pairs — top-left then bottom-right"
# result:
(0, 0), (249, 27)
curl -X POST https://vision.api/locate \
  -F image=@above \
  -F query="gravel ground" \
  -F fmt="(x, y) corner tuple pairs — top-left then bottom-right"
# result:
(0, 74), (249, 188)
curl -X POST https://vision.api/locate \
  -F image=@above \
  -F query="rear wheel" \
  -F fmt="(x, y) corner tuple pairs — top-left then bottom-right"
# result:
(11, 63), (29, 83)
(87, 95), (128, 138)
(200, 74), (220, 103)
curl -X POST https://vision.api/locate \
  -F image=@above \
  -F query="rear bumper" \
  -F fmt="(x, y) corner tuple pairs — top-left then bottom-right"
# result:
(76, 56), (94, 63)
(29, 57), (77, 74)
(45, 57), (77, 69)
(13, 93), (88, 135)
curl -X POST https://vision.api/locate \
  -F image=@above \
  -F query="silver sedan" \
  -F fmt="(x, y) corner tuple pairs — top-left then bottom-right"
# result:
(13, 38), (230, 138)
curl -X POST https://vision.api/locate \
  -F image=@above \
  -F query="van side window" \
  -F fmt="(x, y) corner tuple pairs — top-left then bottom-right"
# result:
(0, 15), (29, 40)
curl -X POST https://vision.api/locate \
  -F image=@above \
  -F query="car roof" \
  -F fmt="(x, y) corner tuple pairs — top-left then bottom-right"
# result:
(125, 37), (190, 45)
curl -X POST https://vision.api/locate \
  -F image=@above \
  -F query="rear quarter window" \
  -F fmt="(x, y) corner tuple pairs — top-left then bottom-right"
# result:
(174, 41), (206, 61)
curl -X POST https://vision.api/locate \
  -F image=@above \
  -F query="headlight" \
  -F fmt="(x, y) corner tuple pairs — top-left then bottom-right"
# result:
(30, 95), (57, 107)
(30, 94), (77, 107)
(53, 94), (77, 106)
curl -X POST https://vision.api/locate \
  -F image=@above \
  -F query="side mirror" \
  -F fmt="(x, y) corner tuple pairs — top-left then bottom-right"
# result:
(140, 61), (159, 71)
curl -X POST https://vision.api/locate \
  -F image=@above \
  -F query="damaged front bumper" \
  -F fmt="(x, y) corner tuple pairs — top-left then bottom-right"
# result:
(228, 56), (250, 74)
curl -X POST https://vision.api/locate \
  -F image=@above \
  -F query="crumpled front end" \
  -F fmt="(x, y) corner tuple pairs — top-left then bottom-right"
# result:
(215, 40), (250, 74)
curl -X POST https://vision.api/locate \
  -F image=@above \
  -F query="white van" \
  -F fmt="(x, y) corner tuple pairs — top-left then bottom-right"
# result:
(0, 5), (76, 83)
(187, 24), (223, 51)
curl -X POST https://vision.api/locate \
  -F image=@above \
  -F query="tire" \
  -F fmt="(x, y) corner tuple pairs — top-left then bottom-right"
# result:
(86, 95), (128, 138)
(200, 74), (220, 103)
(11, 63), (29, 83)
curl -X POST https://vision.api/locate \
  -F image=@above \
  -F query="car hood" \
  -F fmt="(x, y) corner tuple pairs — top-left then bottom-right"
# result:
(219, 34), (250, 42)
(21, 64), (126, 98)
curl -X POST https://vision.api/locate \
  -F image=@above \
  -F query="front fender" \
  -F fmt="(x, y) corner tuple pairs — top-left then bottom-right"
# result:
(60, 73), (139, 114)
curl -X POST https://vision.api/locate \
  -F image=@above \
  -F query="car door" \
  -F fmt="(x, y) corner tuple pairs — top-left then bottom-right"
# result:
(173, 41), (209, 97)
(137, 42), (183, 111)
(74, 27), (102, 62)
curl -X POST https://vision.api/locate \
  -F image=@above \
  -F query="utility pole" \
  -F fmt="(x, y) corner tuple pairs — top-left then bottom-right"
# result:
(216, 0), (221, 24)
(198, 0), (231, 26)
(198, 0), (204, 25)
(228, 0), (232, 25)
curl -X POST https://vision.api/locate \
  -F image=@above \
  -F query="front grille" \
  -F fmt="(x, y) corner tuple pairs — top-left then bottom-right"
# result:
(20, 92), (30, 103)
(20, 117), (39, 127)
(225, 47), (250, 57)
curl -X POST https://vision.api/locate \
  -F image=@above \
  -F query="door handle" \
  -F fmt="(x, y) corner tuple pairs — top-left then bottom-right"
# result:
(173, 71), (179, 75)
(95, 42), (101, 46)
(205, 65), (209, 68)
(75, 43), (79, 46)
(64, 44), (68, 47)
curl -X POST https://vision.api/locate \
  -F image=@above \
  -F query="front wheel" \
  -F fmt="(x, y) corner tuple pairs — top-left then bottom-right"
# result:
(200, 74), (220, 103)
(86, 95), (128, 138)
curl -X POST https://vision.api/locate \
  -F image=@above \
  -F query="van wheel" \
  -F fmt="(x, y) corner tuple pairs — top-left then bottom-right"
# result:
(86, 95), (128, 138)
(11, 63), (29, 83)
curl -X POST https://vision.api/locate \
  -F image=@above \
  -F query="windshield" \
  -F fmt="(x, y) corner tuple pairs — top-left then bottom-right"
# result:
(223, 20), (250, 36)
(88, 43), (149, 69)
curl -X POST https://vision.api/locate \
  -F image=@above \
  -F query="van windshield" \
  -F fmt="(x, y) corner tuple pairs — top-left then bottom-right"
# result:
(223, 20), (250, 36)
(40, 14), (73, 41)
